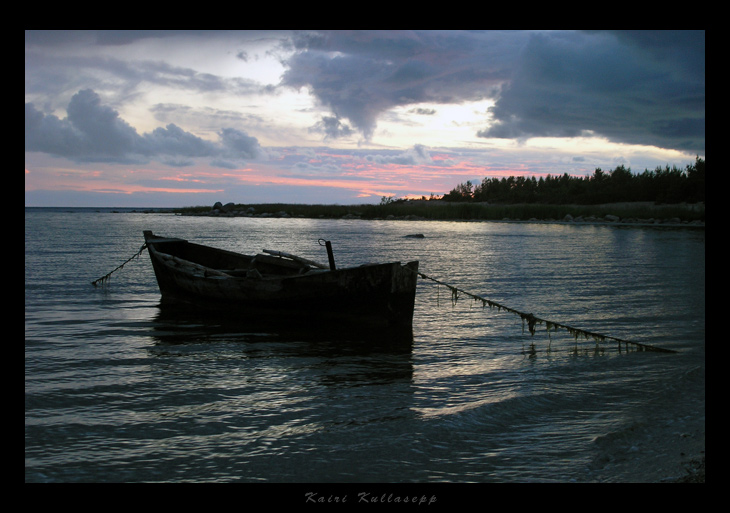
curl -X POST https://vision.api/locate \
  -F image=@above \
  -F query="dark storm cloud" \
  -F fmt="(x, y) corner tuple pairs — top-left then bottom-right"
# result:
(281, 30), (704, 152)
(481, 30), (705, 152)
(25, 89), (262, 165)
(281, 30), (520, 139)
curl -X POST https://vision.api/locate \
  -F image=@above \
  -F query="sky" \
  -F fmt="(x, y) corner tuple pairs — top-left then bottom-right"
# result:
(25, 30), (705, 207)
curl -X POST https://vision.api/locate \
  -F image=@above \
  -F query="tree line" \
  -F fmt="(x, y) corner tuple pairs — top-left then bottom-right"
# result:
(442, 157), (705, 205)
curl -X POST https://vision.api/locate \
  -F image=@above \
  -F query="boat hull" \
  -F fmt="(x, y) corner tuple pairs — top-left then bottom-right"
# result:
(144, 231), (419, 327)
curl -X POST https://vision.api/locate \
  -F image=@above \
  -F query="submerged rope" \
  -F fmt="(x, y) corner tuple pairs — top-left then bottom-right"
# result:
(91, 243), (147, 287)
(415, 270), (677, 354)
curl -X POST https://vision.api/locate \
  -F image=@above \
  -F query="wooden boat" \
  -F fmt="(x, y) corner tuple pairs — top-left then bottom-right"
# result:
(143, 231), (419, 327)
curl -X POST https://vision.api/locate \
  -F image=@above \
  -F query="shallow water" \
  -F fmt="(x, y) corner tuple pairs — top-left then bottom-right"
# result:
(25, 209), (705, 483)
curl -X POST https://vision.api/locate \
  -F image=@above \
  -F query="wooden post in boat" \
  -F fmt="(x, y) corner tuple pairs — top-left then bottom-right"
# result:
(317, 239), (336, 270)
(324, 240), (336, 270)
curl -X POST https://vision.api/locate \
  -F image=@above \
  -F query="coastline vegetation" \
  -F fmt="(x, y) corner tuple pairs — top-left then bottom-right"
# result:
(174, 158), (705, 223)
(442, 157), (704, 205)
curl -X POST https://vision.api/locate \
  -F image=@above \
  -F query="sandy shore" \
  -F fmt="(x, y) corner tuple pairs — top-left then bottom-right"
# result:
(589, 363), (705, 483)
(596, 417), (705, 482)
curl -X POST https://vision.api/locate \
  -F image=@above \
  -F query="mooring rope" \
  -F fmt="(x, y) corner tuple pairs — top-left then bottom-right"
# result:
(414, 270), (677, 354)
(88, 243), (676, 354)
(91, 243), (148, 287)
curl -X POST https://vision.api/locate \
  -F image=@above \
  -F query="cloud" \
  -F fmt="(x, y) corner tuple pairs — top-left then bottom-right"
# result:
(25, 44), (266, 113)
(366, 144), (433, 166)
(309, 116), (355, 139)
(26, 30), (704, 156)
(142, 123), (217, 158)
(479, 31), (705, 153)
(25, 89), (263, 165)
(409, 108), (437, 116)
(281, 31), (520, 140)
(281, 30), (704, 153)
(218, 127), (263, 159)
(25, 89), (141, 163)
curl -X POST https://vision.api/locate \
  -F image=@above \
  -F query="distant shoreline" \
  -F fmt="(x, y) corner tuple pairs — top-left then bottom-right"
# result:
(25, 201), (705, 227)
(171, 200), (706, 227)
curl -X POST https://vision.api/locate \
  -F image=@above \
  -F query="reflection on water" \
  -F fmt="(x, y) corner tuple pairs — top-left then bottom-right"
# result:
(149, 302), (415, 390)
(151, 302), (414, 351)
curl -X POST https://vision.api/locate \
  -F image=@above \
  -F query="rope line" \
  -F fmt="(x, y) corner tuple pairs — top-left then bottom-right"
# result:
(88, 243), (676, 354)
(91, 243), (147, 287)
(414, 270), (677, 354)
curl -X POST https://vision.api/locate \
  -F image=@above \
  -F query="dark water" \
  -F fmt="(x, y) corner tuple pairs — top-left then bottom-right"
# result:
(25, 209), (705, 483)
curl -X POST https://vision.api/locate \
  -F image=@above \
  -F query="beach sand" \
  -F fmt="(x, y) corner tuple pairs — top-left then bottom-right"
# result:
(589, 364), (705, 483)
(595, 417), (705, 482)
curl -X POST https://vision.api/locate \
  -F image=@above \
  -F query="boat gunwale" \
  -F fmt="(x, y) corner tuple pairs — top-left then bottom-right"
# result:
(143, 230), (419, 327)
(144, 231), (415, 281)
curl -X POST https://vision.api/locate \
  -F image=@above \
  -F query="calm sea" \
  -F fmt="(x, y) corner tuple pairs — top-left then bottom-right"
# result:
(25, 208), (705, 484)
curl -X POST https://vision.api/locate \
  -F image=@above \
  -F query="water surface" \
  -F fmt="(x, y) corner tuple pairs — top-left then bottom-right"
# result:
(25, 209), (705, 483)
